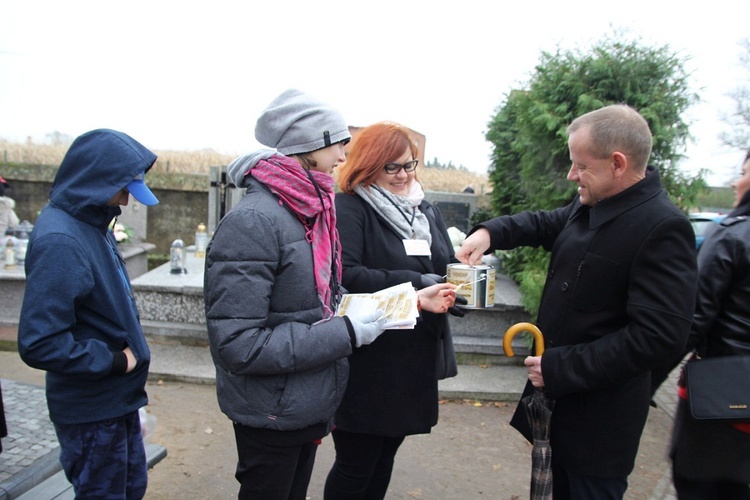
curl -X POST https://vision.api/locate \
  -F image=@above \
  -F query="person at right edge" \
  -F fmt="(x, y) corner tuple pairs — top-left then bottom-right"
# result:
(667, 149), (750, 499)
(456, 104), (698, 499)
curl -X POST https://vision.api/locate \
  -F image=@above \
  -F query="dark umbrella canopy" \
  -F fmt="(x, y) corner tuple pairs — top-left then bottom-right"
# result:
(0, 382), (6, 453)
(504, 322), (554, 500)
(523, 388), (554, 499)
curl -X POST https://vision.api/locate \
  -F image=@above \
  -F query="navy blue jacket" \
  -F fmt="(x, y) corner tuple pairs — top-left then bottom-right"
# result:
(18, 129), (155, 425)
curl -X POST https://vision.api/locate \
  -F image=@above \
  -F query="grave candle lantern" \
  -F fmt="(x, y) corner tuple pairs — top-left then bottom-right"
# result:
(170, 238), (187, 274)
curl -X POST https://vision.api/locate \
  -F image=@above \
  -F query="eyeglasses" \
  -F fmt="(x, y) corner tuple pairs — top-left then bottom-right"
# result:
(384, 159), (419, 175)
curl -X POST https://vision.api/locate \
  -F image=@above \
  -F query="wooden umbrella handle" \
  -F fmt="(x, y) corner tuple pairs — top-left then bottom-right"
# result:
(503, 322), (545, 357)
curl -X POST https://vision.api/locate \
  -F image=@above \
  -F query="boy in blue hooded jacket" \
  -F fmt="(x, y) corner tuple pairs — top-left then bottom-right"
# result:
(18, 129), (159, 499)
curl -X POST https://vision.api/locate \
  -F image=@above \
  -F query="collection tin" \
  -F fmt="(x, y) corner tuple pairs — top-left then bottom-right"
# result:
(446, 263), (496, 309)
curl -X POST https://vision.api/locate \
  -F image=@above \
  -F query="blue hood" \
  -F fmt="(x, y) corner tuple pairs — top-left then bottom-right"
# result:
(49, 129), (157, 228)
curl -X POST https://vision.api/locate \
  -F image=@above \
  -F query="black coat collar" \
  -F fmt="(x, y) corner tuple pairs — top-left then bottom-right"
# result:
(587, 166), (662, 229)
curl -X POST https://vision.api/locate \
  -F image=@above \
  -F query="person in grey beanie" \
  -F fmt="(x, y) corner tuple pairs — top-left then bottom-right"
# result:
(203, 88), (388, 500)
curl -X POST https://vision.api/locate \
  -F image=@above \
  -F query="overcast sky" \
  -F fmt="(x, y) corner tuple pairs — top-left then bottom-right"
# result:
(1, 1), (748, 186)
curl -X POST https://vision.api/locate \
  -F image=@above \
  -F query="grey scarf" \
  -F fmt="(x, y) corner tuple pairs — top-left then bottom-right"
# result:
(353, 182), (432, 247)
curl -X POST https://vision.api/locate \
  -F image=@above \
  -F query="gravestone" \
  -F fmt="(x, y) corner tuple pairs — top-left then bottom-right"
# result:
(208, 166), (245, 236)
(119, 200), (149, 242)
(433, 200), (472, 233)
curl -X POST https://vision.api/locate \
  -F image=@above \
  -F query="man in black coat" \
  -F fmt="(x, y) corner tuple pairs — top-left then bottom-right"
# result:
(457, 104), (697, 499)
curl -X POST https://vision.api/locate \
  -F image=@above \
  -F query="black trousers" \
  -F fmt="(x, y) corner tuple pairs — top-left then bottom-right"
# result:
(233, 423), (318, 500)
(324, 429), (405, 500)
(552, 460), (628, 500)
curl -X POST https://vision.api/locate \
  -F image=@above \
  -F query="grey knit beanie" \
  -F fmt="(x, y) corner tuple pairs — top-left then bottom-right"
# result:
(255, 89), (350, 156)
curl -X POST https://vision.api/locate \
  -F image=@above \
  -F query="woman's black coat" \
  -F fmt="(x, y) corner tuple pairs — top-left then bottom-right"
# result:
(334, 192), (456, 437)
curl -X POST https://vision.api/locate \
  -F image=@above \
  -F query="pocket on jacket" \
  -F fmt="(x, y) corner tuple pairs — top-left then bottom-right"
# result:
(569, 252), (620, 312)
(250, 374), (288, 415)
(129, 336), (151, 366)
(276, 365), (342, 425)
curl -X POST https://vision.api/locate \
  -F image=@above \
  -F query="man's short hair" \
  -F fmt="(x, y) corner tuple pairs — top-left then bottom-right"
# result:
(566, 104), (653, 170)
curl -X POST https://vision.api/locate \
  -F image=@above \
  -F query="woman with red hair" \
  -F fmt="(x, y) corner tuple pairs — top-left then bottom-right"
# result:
(325, 122), (463, 499)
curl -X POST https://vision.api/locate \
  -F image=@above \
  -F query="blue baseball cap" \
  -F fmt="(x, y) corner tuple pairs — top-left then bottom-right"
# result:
(126, 173), (159, 206)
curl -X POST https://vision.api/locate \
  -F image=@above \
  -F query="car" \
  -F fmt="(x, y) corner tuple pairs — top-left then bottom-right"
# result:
(689, 212), (727, 250)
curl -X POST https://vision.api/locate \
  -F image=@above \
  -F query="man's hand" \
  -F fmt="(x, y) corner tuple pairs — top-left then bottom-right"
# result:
(524, 355), (544, 388)
(455, 228), (491, 266)
(418, 283), (457, 314)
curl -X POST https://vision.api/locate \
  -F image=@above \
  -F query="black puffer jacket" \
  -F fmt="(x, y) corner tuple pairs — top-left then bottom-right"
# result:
(204, 175), (353, 435)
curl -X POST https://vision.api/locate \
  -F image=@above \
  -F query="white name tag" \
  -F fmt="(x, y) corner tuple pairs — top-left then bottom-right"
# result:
(403, 238), (431, 256)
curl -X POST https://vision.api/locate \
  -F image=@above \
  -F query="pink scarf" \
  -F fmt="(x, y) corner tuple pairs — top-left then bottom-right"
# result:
(250, 155), (342, 318)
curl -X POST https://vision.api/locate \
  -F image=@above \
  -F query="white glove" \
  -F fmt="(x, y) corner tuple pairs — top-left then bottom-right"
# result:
(349, 309), (388, 347)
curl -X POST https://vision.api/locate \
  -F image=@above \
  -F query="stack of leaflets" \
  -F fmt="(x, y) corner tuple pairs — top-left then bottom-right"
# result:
(335, 282), (419, 329)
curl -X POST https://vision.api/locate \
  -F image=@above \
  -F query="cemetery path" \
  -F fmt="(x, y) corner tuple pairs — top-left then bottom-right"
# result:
(0, 350), (676, 499)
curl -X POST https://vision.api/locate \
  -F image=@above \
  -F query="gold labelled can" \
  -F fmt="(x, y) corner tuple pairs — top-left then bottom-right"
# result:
(446, 263), (496, 309)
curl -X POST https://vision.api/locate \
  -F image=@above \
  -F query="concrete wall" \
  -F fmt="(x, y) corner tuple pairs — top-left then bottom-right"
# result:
(1, 165), (211, 255)
(0, 243), (153, 327)
(1, 165), (484, 255)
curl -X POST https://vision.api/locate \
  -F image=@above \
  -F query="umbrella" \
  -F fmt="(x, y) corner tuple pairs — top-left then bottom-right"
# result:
(504, 322), (554, 500)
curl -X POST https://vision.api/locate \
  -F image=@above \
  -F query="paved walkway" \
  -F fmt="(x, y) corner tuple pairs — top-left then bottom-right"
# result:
(0, 379), (61, 499)
(0, 345), (681, 499)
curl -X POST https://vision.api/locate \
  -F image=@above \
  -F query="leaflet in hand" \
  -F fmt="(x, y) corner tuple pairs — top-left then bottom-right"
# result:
(335, 282), (418, 329)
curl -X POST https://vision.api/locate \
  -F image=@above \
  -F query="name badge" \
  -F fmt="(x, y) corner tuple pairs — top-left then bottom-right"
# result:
(403, 239), (431, 256)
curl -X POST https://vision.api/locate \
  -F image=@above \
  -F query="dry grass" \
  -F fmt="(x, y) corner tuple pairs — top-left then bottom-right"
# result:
(0, 139), (489, 194)
(412, 167), (490, 194)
